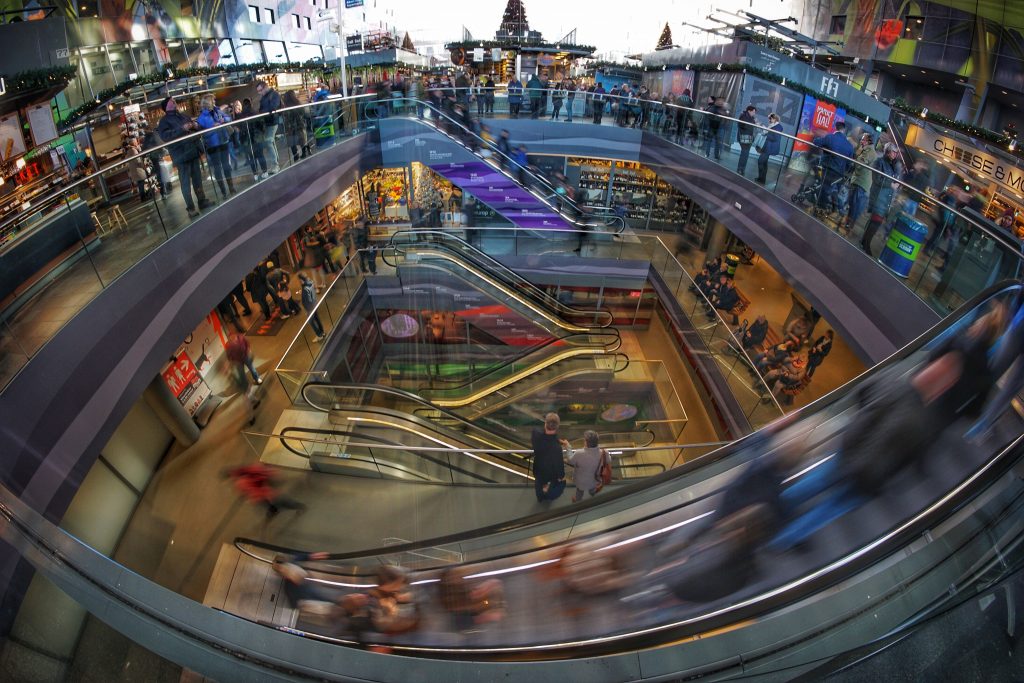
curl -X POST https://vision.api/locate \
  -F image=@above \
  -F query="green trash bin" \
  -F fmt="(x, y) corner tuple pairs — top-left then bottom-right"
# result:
(724, 253), (741, 277)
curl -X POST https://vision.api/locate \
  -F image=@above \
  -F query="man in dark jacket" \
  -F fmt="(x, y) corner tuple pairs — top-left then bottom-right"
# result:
(736, 105), (758, 177)
(526, 74), (543, 119)
(532, 412), (568, 502)
(812, 120), (855, 212)
(256, 80), (282, 174)
(702, 97), (726, 160)
(805, 330), (834, 378)
(742, 314), (769, 350)
(157, 97), (210, 217)
(246, 263), (274, 320)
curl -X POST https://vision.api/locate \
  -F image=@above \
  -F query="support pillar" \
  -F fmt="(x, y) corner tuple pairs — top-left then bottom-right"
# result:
(143, 375), (200, 446)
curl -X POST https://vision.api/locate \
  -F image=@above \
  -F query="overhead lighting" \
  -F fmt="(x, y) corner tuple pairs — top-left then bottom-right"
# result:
(1010, 139), (1017, 152)
(921, 107), (929, 118)
(15, 157), (26, 169)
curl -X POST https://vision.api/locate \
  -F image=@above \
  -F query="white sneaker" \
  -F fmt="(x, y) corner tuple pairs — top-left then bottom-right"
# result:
(281, 313), (292, 319)
(312, 335), (322, 343)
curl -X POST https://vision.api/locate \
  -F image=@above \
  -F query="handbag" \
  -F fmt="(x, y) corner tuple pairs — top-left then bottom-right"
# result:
(599, 448), (613, 486)
(754, 131), (767, 153)
(739, 132), (754, 145)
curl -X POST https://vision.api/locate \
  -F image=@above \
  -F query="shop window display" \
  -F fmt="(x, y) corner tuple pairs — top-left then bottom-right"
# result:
(362, 168), (410, 227)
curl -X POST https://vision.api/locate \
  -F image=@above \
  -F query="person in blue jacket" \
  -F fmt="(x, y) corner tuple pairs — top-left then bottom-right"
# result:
(298, 273), (325, 341)
(755, 113), (783, 184)
(812, 120), (855, 211)
(197, 94), (234, 197)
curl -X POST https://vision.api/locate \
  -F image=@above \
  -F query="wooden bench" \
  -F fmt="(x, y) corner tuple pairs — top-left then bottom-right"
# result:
(733, 288), (751, 316)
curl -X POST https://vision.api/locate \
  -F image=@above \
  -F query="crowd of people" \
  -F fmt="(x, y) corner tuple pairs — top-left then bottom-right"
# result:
(148, 81), (335, 218)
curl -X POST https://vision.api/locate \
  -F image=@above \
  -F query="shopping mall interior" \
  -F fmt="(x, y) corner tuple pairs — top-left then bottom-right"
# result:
(3, 1), (1024, 681)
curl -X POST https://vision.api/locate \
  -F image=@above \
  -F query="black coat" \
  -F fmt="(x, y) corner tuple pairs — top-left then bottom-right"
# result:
(531, 428), (565, 483)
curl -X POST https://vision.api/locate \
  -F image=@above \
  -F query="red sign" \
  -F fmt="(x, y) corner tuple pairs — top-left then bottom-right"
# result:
(875, 20), (903, 50)
(162, 351), (199, 401)
(812, 101), (837, 131)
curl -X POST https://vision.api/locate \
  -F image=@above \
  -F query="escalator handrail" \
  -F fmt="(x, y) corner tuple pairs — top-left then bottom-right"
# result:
(275, 426), (512, 483)
(387, 229), (617, 329)
(302, 381), (526, 447)
(383, 97), (626, 233)
(277, 280), (1022, 561)
(384, 249), (601, 335)
(416, 333), (622, 399)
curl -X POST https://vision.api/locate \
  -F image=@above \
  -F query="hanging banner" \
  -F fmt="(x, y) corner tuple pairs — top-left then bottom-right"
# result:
(473, 48), (484, 62)
(794, 95), (846, 153)
(27, 104), (58, 147)
(161, 352), (211, 416)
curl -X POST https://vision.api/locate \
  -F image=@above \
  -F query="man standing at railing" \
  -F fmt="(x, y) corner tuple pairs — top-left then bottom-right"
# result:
(527, 73), (543, 119)
(485, 75), (496, 114)
(507, 75), (523, 119)
(592, 82), (606, 124)
(157, 96), (212, 218)
(532, 412), (569, 502)
(811, 120), (854, 214)
(255, 80), (282, 175)
(736, 105), (758, 177)
(674, 89), (694, 141)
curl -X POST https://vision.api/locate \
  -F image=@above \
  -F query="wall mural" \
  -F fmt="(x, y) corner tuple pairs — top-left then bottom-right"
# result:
(808, 0), (1024, 94)
(0, 0), (331, 53)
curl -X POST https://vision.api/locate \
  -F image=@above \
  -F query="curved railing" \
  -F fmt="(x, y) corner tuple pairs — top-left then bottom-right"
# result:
(0, 92), (375, 391)
(385, 86), (1023, 318)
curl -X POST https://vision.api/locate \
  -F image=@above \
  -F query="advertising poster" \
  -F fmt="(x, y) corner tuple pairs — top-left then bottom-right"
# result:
(161, 352), (211, 417)
(429, 161), (571, 229)
(0, 113), (26, 162)
(794, 95), (846, 153)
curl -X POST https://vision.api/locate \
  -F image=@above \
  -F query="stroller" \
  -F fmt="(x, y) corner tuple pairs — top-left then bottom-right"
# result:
(791, 163), (851, 218)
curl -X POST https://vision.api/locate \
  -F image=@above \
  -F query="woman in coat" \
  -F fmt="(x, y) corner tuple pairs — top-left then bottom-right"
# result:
(755, 113), (784, 184)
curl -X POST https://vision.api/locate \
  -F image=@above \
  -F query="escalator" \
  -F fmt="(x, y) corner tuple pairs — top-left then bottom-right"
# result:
(204, 281), (1024, 668)
(6, 273), (1024, 678)
(376, 98), (625, 235)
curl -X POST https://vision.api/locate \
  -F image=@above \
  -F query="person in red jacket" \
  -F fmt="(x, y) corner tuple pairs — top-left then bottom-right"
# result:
(226, 463), (306, 518)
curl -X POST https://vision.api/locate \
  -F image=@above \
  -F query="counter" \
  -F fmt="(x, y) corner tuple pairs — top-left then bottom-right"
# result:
(0, 198), (94, 306)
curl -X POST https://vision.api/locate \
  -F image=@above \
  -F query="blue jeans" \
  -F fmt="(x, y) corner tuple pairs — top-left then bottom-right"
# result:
(769, 454), (864, 550)
(307, 310), (324, 337)
(243, 357), (260, 383)
(703, 128), (722, 158)
(847, 186), (868, 225)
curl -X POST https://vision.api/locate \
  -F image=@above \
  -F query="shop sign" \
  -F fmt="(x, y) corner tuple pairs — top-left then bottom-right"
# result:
(908, 126), (1024, 195)
(344, 0), (364, 7)
(277, 73), (303, 88)
(161, 351), (211, 416)
(473, 48), (484, 62)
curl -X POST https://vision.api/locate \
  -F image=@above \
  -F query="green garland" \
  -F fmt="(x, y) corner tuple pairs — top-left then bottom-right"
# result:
(1, 65), (78, 97)
(57, 59), (329, 129)
(889, 96), (1023, 160)
(639, 62), (873, 121)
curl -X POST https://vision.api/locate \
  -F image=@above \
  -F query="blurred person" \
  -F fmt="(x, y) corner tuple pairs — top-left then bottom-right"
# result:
(805, 330), (834, 378)
(300, 225), (328, 288)
(298, 273), (325, 341)
(272, 552), (334, 623)
(226, 462), (306, 518)
(282, 90), (310, 162)
(532, 412), (569, 502)
(968, 295), (1024, 440)
(255, 80), (282, 174)
(567, 430), (611, 502)
(367, 565), (420, 634)
(438, 567), (506, 632)
(527, 73), (543, 118)
(674, 89), (694, 140)
(702, 96), (726, 160)
(860, 143), (905, 256)
(236, 98), (268, 179)
(840, 133), (877, 234)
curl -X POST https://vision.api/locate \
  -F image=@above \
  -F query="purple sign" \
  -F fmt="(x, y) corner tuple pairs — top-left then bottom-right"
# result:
(429, 162), (572, 230)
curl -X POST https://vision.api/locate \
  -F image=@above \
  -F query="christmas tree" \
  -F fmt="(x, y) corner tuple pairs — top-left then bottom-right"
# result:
(499, 0), (529, 36)
(401, 32), (415, 52)
(656, 22), (673, 50)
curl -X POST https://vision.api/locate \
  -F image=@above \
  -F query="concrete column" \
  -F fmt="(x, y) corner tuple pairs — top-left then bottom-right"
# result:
(143, 375), (200, 446)
(705, 218), (729, 259)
